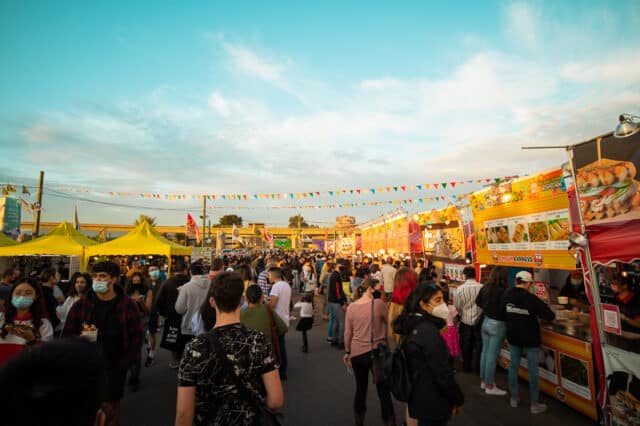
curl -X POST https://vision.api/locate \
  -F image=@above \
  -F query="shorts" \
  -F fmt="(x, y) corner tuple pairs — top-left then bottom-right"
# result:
(148, 312), (159, 333)
(104, 366), (128, 402)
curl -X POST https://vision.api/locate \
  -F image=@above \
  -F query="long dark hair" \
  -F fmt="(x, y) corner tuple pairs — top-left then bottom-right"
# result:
(68, 272), (92, 298)
(1, 278), (48, 339)
(199, 284), (217, 332)
(484, 266), (509, 290)
(393, 280), (443, 335)
(125, 272), (149, 296)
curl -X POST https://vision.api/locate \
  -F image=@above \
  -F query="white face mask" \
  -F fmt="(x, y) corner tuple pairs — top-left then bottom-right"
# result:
(430, 303), (449, 320)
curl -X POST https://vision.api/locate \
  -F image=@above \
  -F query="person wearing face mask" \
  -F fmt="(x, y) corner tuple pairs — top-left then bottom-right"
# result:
(611, 274), (640, 333)
(125, 272), (151, 392)
(393, 281), (464, 426)
(57, 272), (92, 332)
(64, 261), (142, 426)
(500, 271), (555, 414)
(344, 278), (395, 426)
(0, 277), (53, 365)
(559, 270), (588, 307)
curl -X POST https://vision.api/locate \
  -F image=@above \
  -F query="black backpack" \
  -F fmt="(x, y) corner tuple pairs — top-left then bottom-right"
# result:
(383, 339), (413, 402)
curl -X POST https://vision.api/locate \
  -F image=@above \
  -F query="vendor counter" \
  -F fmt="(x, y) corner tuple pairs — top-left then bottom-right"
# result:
(498, 314), (598, 421)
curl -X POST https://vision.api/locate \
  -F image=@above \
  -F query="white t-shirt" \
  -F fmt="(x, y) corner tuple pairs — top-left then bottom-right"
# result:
(294, 301), (314, 318)
(270, 281), (292, 326)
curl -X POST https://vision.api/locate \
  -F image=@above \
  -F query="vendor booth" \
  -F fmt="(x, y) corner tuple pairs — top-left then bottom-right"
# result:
(85, 221), (192, 271)
(566, 130), (640, 426)
(0, 222), (96, 272)
(470, 169), (599, 421)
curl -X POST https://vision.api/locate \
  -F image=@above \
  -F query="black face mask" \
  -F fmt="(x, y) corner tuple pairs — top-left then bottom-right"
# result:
(373, 290), (382, 299)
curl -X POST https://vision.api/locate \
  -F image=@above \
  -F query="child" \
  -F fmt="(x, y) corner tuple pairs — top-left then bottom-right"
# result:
(441, 290), (461, 365)
(294, 294), (314, 353)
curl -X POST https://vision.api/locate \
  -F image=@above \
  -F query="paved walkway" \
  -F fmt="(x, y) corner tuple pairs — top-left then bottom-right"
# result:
(122, 308), (596, 426)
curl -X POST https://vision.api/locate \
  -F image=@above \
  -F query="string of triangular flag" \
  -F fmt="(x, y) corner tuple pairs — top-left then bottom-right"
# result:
(33, 174), (516, 201)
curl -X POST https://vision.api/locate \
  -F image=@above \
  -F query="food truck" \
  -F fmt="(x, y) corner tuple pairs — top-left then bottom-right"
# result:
(565, 130), (640, 426)
(470, 169), (599, 421)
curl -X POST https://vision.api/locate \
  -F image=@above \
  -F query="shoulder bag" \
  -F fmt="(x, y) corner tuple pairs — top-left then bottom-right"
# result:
(205, 330), (283, 426)
(370, 299), (390, 384)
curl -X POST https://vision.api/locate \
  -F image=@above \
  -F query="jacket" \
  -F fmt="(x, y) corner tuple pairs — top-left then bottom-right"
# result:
(475, 286), (506, 321)
(328, 271), (347, 305)
(63, 287), (142, 367)
(501, 287), (555, 347)
(402, 311), (464, 421)
(174, 275), (210, 335)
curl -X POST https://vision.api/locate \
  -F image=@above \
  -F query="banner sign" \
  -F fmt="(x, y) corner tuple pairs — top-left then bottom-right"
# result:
(470, 170), (576, 270)
(0, 197), (21, 238)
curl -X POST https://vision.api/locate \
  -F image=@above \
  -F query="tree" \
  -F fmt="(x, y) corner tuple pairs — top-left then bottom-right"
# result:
(288, 214), (309, 228)
(219, 214), (243, 226)
(134, 214), (157, 227)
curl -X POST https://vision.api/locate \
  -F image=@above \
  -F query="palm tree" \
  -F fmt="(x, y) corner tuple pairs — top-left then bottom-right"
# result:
(134, 214), (157, 227)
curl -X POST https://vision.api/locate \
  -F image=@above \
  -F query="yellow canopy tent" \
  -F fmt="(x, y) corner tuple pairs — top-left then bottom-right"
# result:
(85, 221), (191, 271)
(0, 232), (17, 247)
(0, 222), (97, 270)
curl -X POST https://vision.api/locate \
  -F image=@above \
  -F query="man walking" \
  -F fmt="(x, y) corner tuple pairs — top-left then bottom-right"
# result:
(258, 260), (275, 302)
(174, 261), (210, 359)
(328, 263), (348, 349)
(269, 267), (291, 380)
(381, 257), (397, 302)
(502, 271), (555, 414)
(64, 261), (142, 426)
(454, 266), (483, 373)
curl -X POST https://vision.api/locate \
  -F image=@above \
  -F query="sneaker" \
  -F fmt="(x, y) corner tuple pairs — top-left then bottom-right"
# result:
(480, 382), (486, 390)
(510, 398), (519, 408)
(290, 315), (297, 321)
(145, 356), (156, 368)
(530, 403), (548, 414)
(169, 360), (179, 369)
(485, 386), (507, 396)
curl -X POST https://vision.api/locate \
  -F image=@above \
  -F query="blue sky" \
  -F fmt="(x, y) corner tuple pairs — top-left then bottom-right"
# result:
(1, 0), (639, 227)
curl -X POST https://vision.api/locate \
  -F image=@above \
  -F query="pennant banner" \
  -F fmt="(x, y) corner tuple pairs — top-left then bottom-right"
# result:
(3, 174), (519, 201)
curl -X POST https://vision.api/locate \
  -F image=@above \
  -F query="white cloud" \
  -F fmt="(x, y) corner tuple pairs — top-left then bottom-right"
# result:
(561, 49), (640, 86)
(221, 42), (287, 87)
(208, 92), (231, 117)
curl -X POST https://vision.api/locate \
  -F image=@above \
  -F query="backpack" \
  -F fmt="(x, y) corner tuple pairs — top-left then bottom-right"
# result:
(383, 339), (413, 402)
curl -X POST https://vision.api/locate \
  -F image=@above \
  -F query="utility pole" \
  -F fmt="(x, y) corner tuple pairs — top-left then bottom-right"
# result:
(34, 171), (44, 237)
(201, 196), (206, 248)
(297, 213), (301, 252)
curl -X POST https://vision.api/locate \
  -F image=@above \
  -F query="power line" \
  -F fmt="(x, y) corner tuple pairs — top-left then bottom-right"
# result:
(44, 190), (200, 212)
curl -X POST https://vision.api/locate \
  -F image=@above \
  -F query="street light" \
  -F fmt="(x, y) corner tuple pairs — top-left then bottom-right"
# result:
(614, 114), (640, 138)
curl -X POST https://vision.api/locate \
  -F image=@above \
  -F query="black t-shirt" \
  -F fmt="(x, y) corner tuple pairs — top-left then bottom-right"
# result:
(616, 291), (640, 334)
(501, 287), (555, 347)
(41, 286), (60, 329)
(92, 296), (123, 366)
(559, 281), (588, 303)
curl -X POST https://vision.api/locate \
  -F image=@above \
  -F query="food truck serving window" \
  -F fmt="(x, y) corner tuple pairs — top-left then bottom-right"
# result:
(595, 261), (640, 354)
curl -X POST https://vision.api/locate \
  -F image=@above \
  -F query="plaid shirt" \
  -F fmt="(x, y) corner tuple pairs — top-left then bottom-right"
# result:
(63, 290), (142, 367)
(257, 270), (271, 302)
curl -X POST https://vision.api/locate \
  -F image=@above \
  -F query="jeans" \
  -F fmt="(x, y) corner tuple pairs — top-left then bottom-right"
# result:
(508, 345), (540, 404)
(459, 322), (482, 372)
(278, 333), (288, 377)
(479, 318), (506, 385)
(329, 302), (345, 344)
(350, 352), (395, 421)
(327, 303), (336, 339)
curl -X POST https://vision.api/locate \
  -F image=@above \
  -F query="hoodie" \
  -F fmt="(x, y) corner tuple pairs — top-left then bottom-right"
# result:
(174, 275), (210, 336)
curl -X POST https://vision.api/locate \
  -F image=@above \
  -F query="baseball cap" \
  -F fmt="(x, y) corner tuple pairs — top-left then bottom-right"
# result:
(515, 271), (533, 283)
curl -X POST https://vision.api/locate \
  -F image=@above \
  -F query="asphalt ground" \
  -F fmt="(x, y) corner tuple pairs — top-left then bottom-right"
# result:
(122, 301), (596, 426)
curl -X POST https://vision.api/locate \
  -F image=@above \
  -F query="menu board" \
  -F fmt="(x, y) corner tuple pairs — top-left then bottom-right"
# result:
(471, 169), (576, 270)
(423, 226), (465, 259)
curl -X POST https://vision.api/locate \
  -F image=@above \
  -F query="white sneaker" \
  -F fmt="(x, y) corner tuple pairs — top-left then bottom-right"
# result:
(485, 386), (507, 396)
(480, 382), (486, 390)
(530, 403), (548, 414)
(510, 398), (519, 408)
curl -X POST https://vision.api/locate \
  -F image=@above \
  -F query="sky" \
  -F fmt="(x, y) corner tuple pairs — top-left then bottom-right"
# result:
(1, 0), (639, 228)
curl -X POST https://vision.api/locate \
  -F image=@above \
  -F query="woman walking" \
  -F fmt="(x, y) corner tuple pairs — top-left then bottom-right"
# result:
(476, 266), (509, 395)
(393, 282), (464, 426)
(388, 267), (418, 343)
(56, 272), (91, 331)
(344, 278), (395, 426)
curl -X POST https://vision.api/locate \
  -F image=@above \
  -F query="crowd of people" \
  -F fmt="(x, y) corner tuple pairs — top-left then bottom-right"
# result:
(5, 249), (625, 426)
